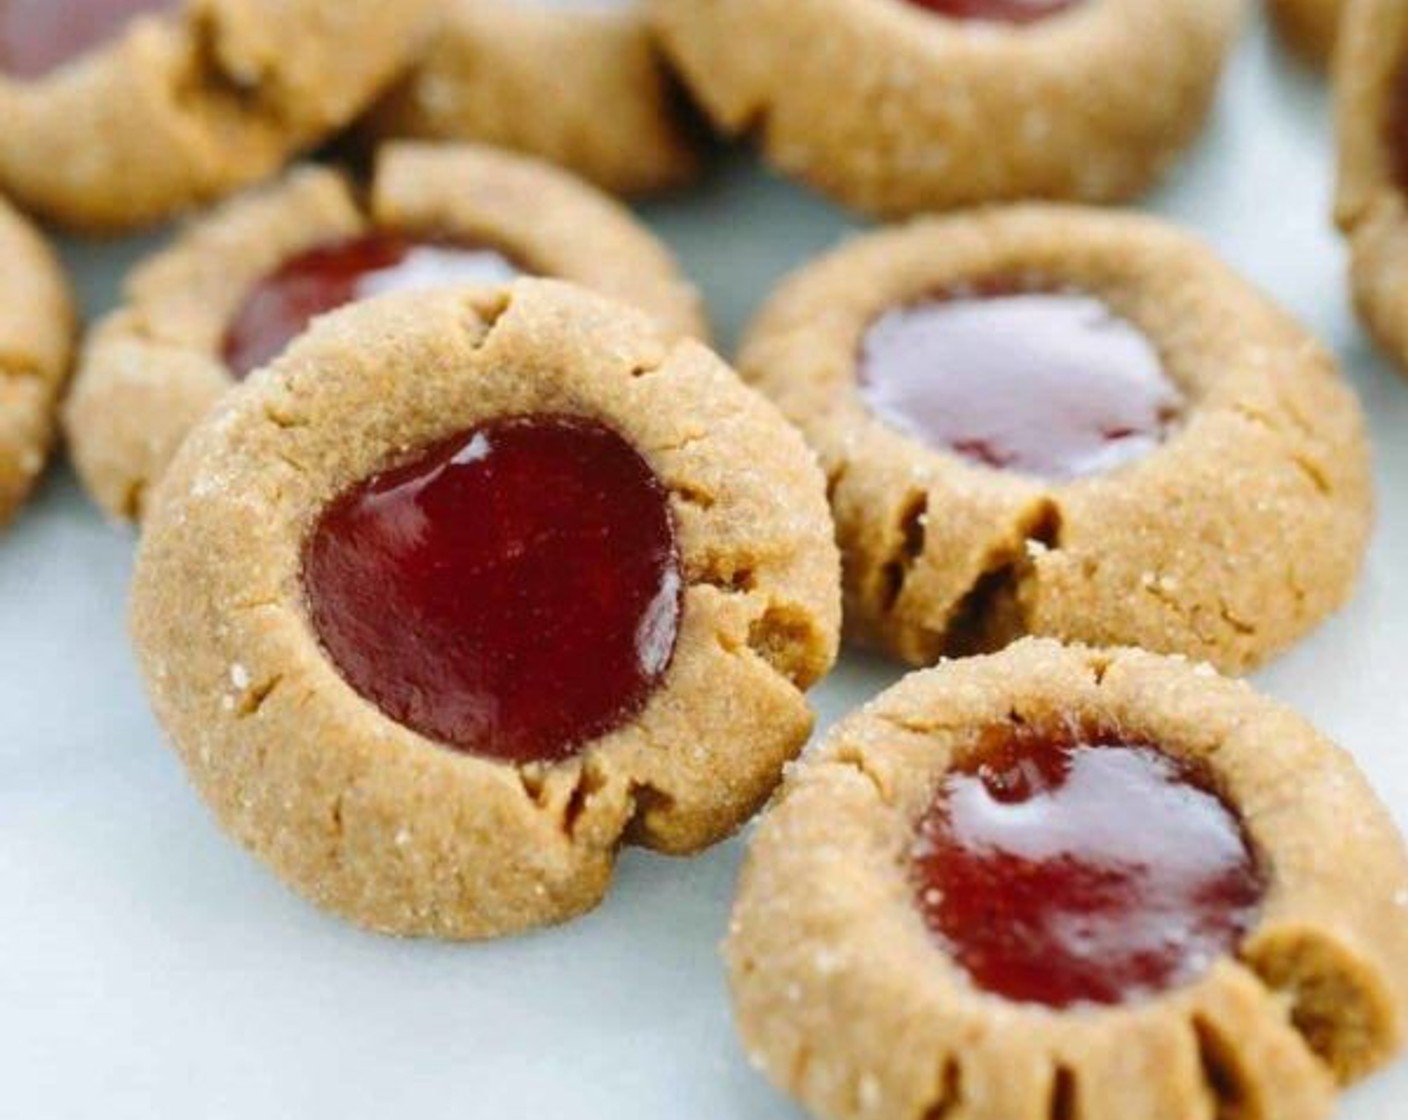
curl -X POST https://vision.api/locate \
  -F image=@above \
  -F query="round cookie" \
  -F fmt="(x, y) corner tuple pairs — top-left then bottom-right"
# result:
(0, 195), (75, 528)
(0, 0), (436, 231)
(738, 205), (1372, 674)
(65, 141), (707, 522)
(129, 278), (841, 939)
(1271, 0), (1344, 63)
(726, 639), (1408, 1120)
(645, 0), (1244, 217)
(1336, 0), (1408, 378)
(367, 0), (702, 197)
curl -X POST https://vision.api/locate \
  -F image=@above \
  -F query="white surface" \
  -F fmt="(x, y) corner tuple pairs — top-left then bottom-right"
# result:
(3, 18), (1406, 1120)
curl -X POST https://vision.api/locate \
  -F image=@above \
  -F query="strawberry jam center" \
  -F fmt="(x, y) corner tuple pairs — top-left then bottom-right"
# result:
(0, 0), (178, 79)
(858, 288), (1182, 481)
(901, 0), (1081, 24)
(911, 724), (1264, 1008)
(1386, 59), (1408, 195)
(223, 232), (525, 380)
(304, 415), (682, 765)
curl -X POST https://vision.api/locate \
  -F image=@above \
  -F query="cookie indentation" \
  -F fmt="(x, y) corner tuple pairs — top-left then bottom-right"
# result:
(0, 0), (177, 79)
(859, 288), (1182, 481)
(223, 232), (525, 379)
(304, 414), (682, 765)
(911, 721), (1264, 1008)
(902, 0), (1082, 25)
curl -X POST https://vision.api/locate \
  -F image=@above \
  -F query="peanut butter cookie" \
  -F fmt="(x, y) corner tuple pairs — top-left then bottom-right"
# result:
(1336, 0), (1408, 377)
(1271, 0), (1344, 63)
(646, 0), (1244, 217)
(739, 206), (1372, 673)
(367, 0), (702, 196)
(0, 195), (74, 529)
(129, 279), (841, 939)
(727, 639), (1408, 1120)
(0, 0), (435, 231)
(66, 141), (707, 521)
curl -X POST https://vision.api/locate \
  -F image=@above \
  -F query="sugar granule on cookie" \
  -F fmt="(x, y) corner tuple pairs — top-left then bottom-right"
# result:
(129, 279), (841, 939)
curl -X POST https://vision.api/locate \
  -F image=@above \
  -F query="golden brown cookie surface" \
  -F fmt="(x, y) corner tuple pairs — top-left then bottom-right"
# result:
(129, 279), (841, 939)
(647, 0), (1243, 216)
(1336, 0), (1408, 377)
(65, 142), (707, 521)
(0, 195), (74, 529)
(727, 639), (1408, 1120)
(0, 0), (435, 231)
(367, 0), (702, 196)
(739, 206), (1373, 673)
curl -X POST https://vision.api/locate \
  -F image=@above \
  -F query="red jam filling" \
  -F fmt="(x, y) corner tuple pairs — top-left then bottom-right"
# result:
(901, 0), (1081, 24)
(0, 0), (178, 79)
(1387, 59), (1408, 195)
(303, 415), (682, 765)
(911, 724), (1264, 1009)
(858, 287), (1182, 481)
(222, 232), (525, 380)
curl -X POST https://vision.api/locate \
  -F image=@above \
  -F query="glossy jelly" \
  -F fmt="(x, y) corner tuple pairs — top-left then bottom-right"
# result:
(223, 232), (524, 379)
(901, 0), (1081, 25)
(859, 288), (1182, 480)
(304, 415), (682, 765)
(1386, 59), (1408, 195)
(911, 724), (1264, 1008)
